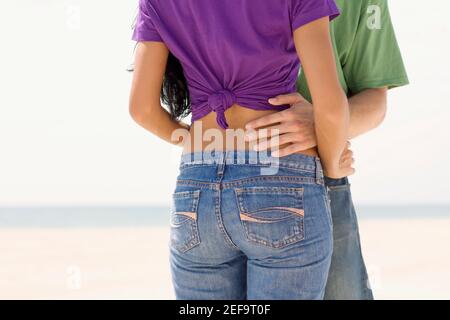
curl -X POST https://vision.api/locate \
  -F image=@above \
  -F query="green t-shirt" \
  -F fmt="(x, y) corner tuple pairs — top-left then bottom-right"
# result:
(297, 0), (409, 101)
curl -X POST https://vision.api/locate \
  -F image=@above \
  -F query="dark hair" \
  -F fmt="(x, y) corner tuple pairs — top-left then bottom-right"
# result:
(161, 52), (191, 119)
(131, 12), (190, 120)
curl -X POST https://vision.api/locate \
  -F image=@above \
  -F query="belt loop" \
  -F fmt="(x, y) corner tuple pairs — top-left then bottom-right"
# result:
(216, 151), (226, 180)
(315, 157), (323, 185)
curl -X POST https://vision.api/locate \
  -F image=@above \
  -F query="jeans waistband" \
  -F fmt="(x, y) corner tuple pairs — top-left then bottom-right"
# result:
(180, 151), (323, 174)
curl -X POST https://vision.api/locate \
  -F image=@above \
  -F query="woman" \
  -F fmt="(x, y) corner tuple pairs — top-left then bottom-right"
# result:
(129, 0), (351, 300)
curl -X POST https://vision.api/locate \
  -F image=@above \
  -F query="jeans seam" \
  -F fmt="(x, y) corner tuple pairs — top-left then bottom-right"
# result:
(327, 184), (351, 191)
(215, 187), (240, 250)
(177, 177), (320, 189)
(177, 180), (216, 189)
(324, 186), (333, 228)
(180, 163), (317, 172)
(223, 176), (318, 188)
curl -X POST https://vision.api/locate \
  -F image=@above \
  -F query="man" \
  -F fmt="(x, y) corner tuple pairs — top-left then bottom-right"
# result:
(245, 0), (409, 300)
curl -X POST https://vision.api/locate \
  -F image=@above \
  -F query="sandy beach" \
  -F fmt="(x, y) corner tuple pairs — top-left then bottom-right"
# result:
(1, 218), (450, 300)
(358, 218), (450, 300)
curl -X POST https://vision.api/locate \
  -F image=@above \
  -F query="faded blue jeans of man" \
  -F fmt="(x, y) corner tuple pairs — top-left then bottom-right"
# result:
(323, 177), (374, 300)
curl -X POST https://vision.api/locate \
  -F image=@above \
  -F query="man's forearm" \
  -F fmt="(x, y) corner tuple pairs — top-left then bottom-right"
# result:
(348, 87), (388, 139)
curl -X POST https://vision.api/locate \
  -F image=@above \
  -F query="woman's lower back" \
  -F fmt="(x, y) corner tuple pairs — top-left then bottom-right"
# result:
(183, 104), (319, 157)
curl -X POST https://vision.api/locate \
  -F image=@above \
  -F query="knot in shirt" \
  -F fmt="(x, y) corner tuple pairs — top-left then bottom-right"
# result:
(207, 89), (237, 129)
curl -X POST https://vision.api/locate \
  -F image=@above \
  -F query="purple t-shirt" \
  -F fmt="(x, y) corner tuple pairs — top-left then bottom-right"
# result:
(133, 0), (340, 129)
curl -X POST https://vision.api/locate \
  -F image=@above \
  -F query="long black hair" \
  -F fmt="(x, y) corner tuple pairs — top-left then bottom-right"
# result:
(130, 12), (191, 120)
(161, 52), (191, 119)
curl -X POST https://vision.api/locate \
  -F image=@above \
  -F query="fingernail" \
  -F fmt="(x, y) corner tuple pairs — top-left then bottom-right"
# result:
(268, 98), (277, 104)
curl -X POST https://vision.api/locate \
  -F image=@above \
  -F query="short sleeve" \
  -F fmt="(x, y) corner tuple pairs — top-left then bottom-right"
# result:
(132, 0), (163, 42)
(343, 0), (409, 93)
(291, 0), (340, 31)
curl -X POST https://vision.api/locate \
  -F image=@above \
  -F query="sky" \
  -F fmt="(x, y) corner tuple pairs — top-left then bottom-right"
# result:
(0, 0), (449, 206)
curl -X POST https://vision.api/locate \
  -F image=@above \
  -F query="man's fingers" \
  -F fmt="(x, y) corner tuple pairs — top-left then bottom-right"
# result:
(340, 157), (355, 167)
(246, 93), (310, 130)
(253, 133), (306, 151)
(268, 92), (304, 106)
(245, 124), (292, 141)
(342, 167), (356, 177)
(340, 148), (354, 167)
(245, 112), (285, 130)
(328, 166), (356, 179)
(271, 144), (308, 158)
(341, 149), (354, 160)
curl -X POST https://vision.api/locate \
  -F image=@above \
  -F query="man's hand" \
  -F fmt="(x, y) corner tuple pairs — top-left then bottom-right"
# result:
(245, 92), (355, 178)
(245, 93), (317, 157)
(323, 142), (355, 178)
(329, 141), (356, 178)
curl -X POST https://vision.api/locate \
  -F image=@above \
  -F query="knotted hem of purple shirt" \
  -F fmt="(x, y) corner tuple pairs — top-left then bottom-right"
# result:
(205, 89), (237, 129)
(191, 89), (293, 129)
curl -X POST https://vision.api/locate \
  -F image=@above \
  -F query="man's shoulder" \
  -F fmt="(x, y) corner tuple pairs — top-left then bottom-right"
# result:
(335, 0), (388, 12)
(332, 0), (391, 31)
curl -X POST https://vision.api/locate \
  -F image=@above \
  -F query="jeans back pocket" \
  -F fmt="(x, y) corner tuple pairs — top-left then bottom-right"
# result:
(170, 190), (201, 253)
(235, 187), (305, 249)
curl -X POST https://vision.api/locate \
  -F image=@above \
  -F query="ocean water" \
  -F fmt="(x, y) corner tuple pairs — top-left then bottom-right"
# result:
(0, 205), (449, 228)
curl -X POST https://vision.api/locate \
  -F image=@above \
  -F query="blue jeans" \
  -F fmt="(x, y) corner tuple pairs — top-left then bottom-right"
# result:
(169, 151), (333, 300)
(324, 177), (374, 300)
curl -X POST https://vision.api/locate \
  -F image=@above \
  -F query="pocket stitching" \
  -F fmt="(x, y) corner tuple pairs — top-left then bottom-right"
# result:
(240, 207), (304, 222)
(234, 187), (305, 249)
(171, 190), (201, 253)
